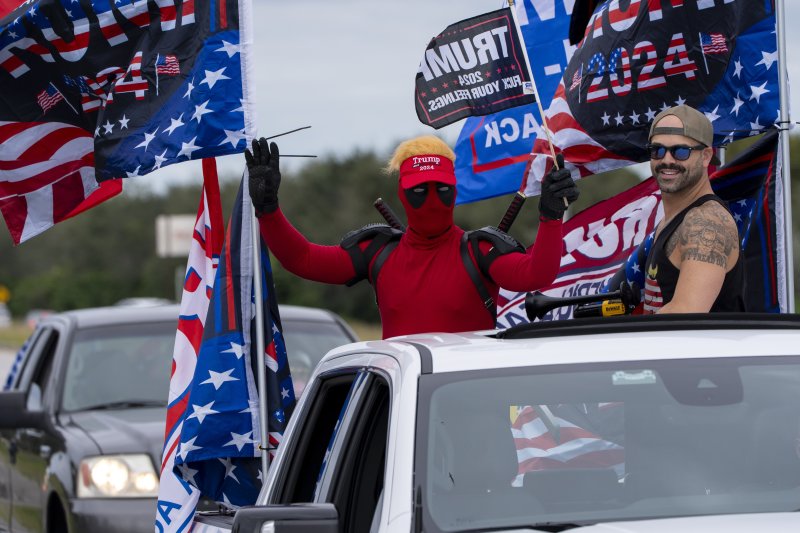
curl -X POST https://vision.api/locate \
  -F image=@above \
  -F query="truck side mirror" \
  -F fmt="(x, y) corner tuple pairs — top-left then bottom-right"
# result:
(0, 390), (47, 429)
(231, 503), (338, 533)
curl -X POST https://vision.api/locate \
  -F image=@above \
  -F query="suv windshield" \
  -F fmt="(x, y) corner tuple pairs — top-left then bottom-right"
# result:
(281, 321), (354, 397)
(417, 356), (800, 532)
(62, 322), (176, 411)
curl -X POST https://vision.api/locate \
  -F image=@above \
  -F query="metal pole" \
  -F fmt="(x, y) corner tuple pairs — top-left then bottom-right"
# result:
(248, 178), (270, 476)
(775, 0), (795, 312)
(507, 0), (555, 163)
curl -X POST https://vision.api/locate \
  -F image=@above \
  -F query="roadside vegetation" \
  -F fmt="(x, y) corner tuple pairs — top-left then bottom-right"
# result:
(1, 135), (797, 334)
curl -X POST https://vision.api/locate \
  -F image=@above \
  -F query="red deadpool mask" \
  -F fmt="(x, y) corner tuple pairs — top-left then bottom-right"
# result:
(399, 181), (455, 238)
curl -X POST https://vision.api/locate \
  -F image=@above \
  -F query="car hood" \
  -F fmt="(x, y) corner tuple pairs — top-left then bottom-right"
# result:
(64, 407), (166, 461)
(513, 512), (800, 532)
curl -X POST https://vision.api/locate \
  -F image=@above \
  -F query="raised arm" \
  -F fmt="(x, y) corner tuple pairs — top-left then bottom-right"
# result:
(247, 139), (356, 284)
(487, 155), (579, 291)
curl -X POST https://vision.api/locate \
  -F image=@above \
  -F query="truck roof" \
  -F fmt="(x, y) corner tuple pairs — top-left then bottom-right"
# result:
(324, 313), (800, 374)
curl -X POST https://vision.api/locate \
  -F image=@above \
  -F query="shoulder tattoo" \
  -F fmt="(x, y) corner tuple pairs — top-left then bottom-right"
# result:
(675, 203), (738, 268)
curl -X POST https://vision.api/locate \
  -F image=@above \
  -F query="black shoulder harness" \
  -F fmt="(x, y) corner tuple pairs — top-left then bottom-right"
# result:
(341, 224), (523, 322)
(340, 224), (403, 287)
(461, 226), (525, 319)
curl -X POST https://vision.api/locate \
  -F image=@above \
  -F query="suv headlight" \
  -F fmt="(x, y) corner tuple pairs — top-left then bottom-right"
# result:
(77, 454), (159, 498)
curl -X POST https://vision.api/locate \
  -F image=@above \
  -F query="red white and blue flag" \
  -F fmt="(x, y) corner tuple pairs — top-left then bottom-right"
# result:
(155, 160), (223, 533)
(164, 176), (295, 522)
(511, 404), (625, 486)
(522, 0), (778, 196)
(700, 32), (728, 55)
(156, 54), (181, 76)
(496, 130), (787, 326)
(35, 84), (65, 113)
(0, 0), (254, 244)
(454, 0), (779, 203)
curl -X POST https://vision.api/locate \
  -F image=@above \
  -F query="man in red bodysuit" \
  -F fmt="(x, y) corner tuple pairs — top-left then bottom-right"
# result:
(245, 135), (578, 339)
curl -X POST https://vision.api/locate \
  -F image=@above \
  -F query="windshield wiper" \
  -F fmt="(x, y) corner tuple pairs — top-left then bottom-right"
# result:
(81, 400), (165, 411)
(528, 523), (586, 532)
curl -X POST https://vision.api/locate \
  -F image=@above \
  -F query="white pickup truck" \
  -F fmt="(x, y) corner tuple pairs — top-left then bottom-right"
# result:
(193, 314), (800, 533)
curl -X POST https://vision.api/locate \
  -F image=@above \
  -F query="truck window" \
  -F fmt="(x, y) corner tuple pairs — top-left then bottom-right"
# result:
(327, 376), (390, 533)
(274, 372), (361, 503)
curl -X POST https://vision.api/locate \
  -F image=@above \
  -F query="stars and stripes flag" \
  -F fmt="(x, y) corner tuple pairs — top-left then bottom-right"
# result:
(569, 65), (582, 92)
(511, 404), (625, 487)
(700, 32), (728, 55)
(36, 84), (65, 113)
(156, 54), (180, 76)
(0, 0), (253, 244)
(155, 159), (223, 533)
(167, 175), (295, 518)
(521, 0), (778, 197)
(454, 0), (779, 203)
(495, 129), (787, 326)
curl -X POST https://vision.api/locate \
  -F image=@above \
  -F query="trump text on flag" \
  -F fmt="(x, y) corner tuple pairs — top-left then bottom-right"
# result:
(415, 8), (536, 129)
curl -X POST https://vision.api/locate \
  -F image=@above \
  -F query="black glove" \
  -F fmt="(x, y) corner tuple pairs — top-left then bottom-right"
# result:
(244, 138), (281, 216)
(539, 154), (579, 220)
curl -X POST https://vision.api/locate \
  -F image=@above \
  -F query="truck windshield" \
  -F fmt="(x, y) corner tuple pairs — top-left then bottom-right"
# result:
(416, 356), (800, 532)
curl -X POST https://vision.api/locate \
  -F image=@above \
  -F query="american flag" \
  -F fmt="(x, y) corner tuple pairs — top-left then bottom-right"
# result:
(511, 404), (625, 487)
(569, 66), (582, 91)
(0, 0), (250, 244)
(35, 85), (64, 113)
(155, 160), (223, 533)
(496, 130), (787, 326)
(505, 2), (777, 200)
(700, 32), (728, 54)
(642, 271), (663, 314)
(156, 54), (180, 75)
(171, 176), (295, 509)
(0, 121), (122, 244)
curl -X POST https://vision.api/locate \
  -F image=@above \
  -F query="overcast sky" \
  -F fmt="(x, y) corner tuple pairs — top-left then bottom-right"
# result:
(141, 0), (800, 190)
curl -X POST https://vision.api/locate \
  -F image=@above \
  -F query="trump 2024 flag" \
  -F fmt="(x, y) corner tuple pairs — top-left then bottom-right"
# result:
(0, 0), (255, 243)
(415, 8), (536, 129)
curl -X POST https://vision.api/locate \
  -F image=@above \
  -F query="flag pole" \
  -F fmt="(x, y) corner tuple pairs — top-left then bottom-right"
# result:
(698, 33), (710, 75)
(247, 171), (270, 476)
(508, 0), (560, 171)
(497, 0), (566, 231)
(775, 0), (795, 312)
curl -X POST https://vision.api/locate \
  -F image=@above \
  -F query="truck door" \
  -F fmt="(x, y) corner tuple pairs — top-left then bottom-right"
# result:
(317, 372), (391, 533)
(9, 327), (60, 533)
(0, 327), (46, 533)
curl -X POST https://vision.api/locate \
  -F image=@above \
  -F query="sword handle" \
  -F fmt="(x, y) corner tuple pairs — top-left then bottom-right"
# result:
(374, 198), (406, 231)
(498, 192), (526, 233)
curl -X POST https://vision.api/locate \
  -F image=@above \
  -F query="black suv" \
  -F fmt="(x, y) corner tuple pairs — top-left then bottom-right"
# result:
(0, 304), (356, 533)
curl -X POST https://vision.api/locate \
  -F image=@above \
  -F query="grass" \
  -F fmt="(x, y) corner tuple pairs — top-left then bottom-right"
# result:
(347, 320), (382, 341)
(0, 321), (31, 350)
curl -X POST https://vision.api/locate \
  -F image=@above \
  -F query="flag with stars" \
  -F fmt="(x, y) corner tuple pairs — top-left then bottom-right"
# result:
(171, 176), (295, 509)
(155, 160), (223, 533)
(521, 0), (779, 196)
(414, 7), (536, 129)
(495, 129), (786, 326)
(0, 0), (252, 244)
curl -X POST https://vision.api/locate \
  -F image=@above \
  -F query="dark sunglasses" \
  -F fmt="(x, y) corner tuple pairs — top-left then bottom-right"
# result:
(646, 143), (707, 161)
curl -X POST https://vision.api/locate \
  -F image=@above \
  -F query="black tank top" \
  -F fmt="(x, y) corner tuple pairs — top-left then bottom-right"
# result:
(642, 194), (745, 314)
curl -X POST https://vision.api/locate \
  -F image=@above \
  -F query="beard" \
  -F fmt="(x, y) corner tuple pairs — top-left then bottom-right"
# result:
(653, 157), (705, 194)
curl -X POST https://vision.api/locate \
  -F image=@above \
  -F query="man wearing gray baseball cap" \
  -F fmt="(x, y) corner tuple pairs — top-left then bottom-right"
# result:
(640, 104), (744, 313)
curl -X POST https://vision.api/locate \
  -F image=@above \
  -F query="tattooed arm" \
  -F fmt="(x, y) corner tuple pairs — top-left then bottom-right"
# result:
(659, 202), (739, 313)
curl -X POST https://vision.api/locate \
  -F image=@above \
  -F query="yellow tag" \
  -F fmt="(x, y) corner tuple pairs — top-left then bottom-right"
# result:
(601, 301), (626, 316)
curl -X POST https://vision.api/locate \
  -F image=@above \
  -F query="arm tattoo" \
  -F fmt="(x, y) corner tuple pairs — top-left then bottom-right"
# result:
(675, 203), (738, 268)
